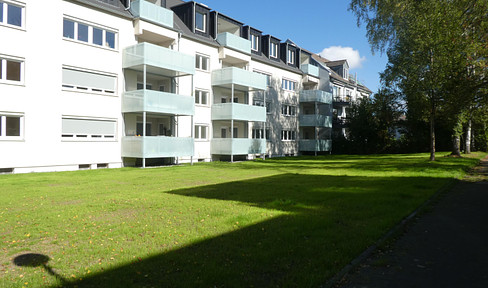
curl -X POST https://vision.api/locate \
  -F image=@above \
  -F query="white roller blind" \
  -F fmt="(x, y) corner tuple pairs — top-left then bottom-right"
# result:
(62, 68), (116, 91)
(62, 118), (116, 136)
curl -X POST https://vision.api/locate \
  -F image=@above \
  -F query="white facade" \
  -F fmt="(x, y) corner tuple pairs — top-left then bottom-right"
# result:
(0, 0), (370, 173)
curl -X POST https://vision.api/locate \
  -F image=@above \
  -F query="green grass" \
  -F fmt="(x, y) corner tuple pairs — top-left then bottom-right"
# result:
(0, 152), (485, 287)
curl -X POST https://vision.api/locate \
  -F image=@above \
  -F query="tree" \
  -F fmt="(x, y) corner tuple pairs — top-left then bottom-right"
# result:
(349, 0), (488, 160)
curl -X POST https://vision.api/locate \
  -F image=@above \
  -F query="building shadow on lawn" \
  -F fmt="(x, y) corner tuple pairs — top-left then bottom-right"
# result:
(58, 173), (450, 288)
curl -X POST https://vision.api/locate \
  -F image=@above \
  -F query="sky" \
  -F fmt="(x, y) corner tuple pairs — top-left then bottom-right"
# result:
(201, 0), (388, 93)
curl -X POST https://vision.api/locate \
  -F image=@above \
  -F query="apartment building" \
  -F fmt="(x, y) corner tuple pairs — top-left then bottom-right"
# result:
(0, 0), (371, 174)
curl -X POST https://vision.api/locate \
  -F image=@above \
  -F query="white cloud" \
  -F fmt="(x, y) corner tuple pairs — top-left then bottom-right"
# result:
(318, 46), (366, 69)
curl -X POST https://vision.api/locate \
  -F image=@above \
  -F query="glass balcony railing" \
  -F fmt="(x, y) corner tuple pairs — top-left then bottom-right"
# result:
(216, 32), (251, 55)
(299, 115), (332, 127)
(301, 64), (319, 77)
(130, 0), (173, 28)
(299, 90), (333, 104)
(212, 67), (267, 91)
(122, 90), (194, 116)
(299, 139), (332, 152)
(122, 136), (194, 158)
(211, 138), (266, 155)
(123, 42), (195, 76)
(211, 103), (266, 122)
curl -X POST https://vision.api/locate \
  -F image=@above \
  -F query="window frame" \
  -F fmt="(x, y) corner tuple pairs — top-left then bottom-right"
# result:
(195, 89), (209, 106)
(270, 42), (278, 58)
(0, 55), (24, 85)
(194, 124), (209, 141)
(287, 49), (295, 65)
(62, 16), (118, 50)
(251, 34), (259, 51)
(195, 53), (210, 71)
(281, 129), (296, 141)
(195, 11), (206, 33)
(281, 104), (297, 117)
(281, 78), (297, 91)
(61, 116), (117, 142)
(0, 112), (24, 141)
(0, 1), (25, 30)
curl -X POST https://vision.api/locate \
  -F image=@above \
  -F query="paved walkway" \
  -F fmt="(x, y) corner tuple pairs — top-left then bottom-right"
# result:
(337, 157), (488, 288)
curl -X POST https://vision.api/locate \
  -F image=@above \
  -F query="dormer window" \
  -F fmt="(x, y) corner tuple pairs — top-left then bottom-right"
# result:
(270, 42), (278, 58)
(195, 11), (206, 32)
(251, 34), (259, 51)
(287, 49), (295, 64)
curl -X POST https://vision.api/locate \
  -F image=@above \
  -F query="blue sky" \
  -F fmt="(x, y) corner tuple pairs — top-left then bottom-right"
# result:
(201, 0), (388, 93)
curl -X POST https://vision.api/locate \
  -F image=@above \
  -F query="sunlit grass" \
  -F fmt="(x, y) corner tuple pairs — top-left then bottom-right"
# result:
(0, 152), (485, 287)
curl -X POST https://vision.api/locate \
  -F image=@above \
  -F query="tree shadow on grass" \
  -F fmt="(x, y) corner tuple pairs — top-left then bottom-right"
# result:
(57, 173), (450, 288)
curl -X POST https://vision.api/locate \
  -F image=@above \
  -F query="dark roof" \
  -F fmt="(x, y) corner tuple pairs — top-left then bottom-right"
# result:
(69, 0), (132, 18)
(324, 59), (347, 68)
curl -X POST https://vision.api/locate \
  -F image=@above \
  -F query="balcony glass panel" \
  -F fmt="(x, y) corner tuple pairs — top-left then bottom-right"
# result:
(299, 90), (333, 104)
(301, 64), (319, 77)
(122, 136), (194, 158)
(211, 103), (265, 122)
(130, 0), (173, 28)
(216, 32), (251, 55)
(123, 43), (195, 76)
(122, 90), (194, 116)
(212, 67), (266, 91)
(299, 140), (332, 152)
(299, 115), (332, 127)
(211, 138), (266, 155)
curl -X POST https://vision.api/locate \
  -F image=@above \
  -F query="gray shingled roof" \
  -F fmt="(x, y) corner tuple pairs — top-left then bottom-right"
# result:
(69, 0), (133, 18)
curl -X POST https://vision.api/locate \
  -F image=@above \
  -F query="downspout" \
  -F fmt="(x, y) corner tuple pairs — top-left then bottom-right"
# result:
(124, 0), (131, 10)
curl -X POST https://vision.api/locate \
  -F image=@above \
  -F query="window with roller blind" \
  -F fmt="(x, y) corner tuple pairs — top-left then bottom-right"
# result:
(61, 117), (117, 141)
(62, 67), (117, 95)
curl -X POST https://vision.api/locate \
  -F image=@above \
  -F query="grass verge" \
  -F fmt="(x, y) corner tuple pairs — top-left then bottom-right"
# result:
(0, 152), (485, 287)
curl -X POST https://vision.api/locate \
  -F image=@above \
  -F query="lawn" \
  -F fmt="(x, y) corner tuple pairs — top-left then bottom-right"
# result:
(0, 152), (485, 287)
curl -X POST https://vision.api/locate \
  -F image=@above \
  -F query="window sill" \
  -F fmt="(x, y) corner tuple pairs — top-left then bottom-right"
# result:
(195, 68), (210, 73)
(0, 22), (25, 31)
(62, 38), (118, 53)
(0, 138), (24, 142)
(0, 80), (25, 87)
(62, 88), (118, 97)
(195, 104), (210, 108)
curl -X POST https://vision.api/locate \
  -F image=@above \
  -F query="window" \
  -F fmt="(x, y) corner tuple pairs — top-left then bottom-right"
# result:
(281, 129), (296, 141)
(287, 49), (295, 64)
(137, 83), (152, 90)
(270, 42), (278, 58)
(281, 105), (296, 116)
(61, 117), (116, 141)
(195, 89), (209, 105)
(0, 1), (24, 28)
(251, 34), (259, 51)
(253, 99), (264, 107)
(281, 79), (296, 91)
(62, 67), (116, 94)
(266, 102), (271, 114)
(0, 56), (23, 84)
(0, 113), (23, 140)
(195, 11), (206, 32)
(194, 125), (208, 140)
(252, 128), (265, 139)
(195, 54), (209, 71)
(63, 17), (117, 49)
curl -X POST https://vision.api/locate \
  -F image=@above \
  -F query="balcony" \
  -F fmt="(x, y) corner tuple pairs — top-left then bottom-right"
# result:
(333, 95), (352, 106)
(122, 136), (194, 158)
(300, 90), (333, 104)
(299, 139), (332, 152)
(130, 0), (173, 28)
(216, 32), (251, 55)
(122, 90), (194, 116)
(211, 138), (266, 155)
(299, 115), (332, 128)
(301, 64), (319, 77)
(212, 103), (266, 122)
(123, 43), (195, 77)
(212, 67), (266, 91)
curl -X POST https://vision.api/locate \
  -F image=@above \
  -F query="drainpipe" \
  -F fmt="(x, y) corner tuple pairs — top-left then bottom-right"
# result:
(124, 0), (131, 11)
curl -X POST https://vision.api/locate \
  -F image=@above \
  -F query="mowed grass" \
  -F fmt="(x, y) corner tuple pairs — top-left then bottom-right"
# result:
(0, 152), (485, 287)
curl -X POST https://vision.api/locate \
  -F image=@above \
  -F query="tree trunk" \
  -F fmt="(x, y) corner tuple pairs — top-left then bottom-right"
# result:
(452, 135), (461, 156)
(429, 110), (436, 161)
(465, 119), (472, 154)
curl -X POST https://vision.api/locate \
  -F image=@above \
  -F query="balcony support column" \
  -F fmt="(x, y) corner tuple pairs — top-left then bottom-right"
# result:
(191, 75), (194, 166)
(142, 64), (147, 168)
(262, 90), (266, 160)
(231, 83), (234, 163)
(315, 101), (318, 156)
